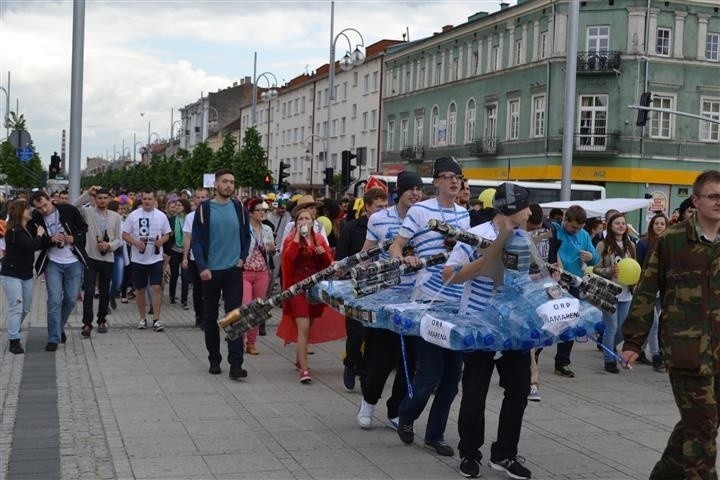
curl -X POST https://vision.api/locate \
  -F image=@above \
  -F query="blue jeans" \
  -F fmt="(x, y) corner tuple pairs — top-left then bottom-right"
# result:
(398, 338), (463, 443)
(602, 300), (631, 363)
(1, 276), (34, 341)
(110, 250), (125, 298)
(45, 260), (84, 343)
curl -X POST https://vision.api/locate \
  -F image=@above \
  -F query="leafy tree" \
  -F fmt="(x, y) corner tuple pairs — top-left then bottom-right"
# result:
(181, 142), (213, 189)
(210, 134), (237, 173)
(0, 111), (45, 189)
(235, 127), (271, 190)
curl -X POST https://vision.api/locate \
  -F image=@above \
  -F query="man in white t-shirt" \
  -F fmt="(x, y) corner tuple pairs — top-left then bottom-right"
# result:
(181, 188), (209, 328)
(388, 157), (470, 458)
(122, 188), (171, 332)
(442, 183), (532, 480)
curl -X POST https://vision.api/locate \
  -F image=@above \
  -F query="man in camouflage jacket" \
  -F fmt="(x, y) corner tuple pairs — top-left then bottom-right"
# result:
(622, 170), (720, 480)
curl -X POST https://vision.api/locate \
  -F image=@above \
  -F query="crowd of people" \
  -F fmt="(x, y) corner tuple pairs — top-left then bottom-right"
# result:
(0, 162), (718, 480)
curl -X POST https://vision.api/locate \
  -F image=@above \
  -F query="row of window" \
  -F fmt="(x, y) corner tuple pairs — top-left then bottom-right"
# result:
(385, 94), (720, 151)
(655, 27), (719, 60)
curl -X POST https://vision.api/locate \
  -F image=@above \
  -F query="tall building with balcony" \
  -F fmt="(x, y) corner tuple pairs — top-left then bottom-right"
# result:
(381, 0), (719, 218)
(240, 40), (402, 193)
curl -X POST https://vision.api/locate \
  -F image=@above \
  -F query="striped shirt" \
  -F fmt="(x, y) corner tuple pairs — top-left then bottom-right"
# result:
(446, 221), (497, 313)
(366, 206), (414, 287)
(398, 198), (470, 299)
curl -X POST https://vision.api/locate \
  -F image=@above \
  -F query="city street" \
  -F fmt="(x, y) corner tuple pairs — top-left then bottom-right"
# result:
(1, 282), (680, 480)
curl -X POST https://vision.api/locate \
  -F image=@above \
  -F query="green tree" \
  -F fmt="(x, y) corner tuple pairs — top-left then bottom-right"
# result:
(235, 127), (270, 190)
(210, 134), (237, 173)
(182, 142), (213, 189)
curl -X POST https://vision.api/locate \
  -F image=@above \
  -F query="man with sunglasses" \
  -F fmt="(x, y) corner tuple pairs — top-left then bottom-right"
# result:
(389, 157), (470, 457)
(622, 170), (720, 480)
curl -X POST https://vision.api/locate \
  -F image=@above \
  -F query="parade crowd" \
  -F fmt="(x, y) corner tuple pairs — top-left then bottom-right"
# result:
(1, 160), (718, 480)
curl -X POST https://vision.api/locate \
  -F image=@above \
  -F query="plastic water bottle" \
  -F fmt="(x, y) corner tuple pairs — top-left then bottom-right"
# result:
(503, 230), (532, 272)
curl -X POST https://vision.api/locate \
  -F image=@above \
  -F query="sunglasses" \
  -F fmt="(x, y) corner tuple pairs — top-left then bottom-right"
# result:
(254, 208), (269, 213)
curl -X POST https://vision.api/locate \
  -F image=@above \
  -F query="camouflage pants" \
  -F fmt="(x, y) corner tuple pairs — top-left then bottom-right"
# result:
(650, 372), (720, 480)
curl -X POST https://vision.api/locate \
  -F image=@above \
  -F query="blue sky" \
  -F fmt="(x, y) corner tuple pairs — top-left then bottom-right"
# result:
(0, 0), (508, 170)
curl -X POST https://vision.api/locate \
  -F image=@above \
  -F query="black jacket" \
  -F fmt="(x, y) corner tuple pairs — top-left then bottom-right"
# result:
(0, 227), (44, 280)
(335, 216), (368, 261)
(30, 203), (89, 275)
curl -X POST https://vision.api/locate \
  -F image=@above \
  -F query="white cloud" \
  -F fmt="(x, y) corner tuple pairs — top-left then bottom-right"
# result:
(0, 0), (504, 170)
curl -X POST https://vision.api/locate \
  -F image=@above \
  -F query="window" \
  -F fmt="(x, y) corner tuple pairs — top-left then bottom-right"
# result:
(431, 106), (439, 146)
(294, 98), (299, 114)
(419, 63), (426, 89)
(707, 33), (719, 61)
(435, 61), (442, 85)
(484, 104), (498, 147)
(353, 71), (358, 86)
(656, 28), (671, 56)
(587, 26), (609, 54)
(322, 121), (328, 138)
(373, 71), (379, 91)
(370, 109), (377, 130)
(342, 82), (348, 101)
(301, 96), (306, 113)
(282, 102), (287, 117)
(333, 85), (338, 102)
(364, 74), (370, 94)
(400, 118), (409, 149)
(324, 88), (329, 106)
(515, 39), (522, 65)
(387, 120), (395, 151)
(415, 116), (424, 146)
(448, 102), (457, 144)
(362, 111), (368, 131)
(405, 68), (411, 93)
(492, 46), (500, 71)
(391, 69), (399, 94)
(332, 119), (338, 137)
(507, 99), (520, 140)
(351, 135), (356, 148)
(650, 94), (673, 139)
(352, 104), (357, 118)
(465, 99), (476, 143)
(540, 31), (548, 59)
(316, 91), (322, 109)
(451, 57), (459, 81)
(700, 98), (720, 142)
(577, 95), (608, 150)
(294, 127), (299, 143)
(471, 52), (478, 75)
(532, 95), (546, 137)
(341, 117), (346, 135)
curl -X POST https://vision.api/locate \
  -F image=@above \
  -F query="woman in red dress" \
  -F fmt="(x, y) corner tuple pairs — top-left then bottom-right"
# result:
(277, 206), (340, 383)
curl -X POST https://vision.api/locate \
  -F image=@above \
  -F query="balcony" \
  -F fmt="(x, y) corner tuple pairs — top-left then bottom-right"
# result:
(574, 132), (619, 153)
(577, 51), (621, 73)
(400, 145), (425, 162)
(469, 137), (498, 156)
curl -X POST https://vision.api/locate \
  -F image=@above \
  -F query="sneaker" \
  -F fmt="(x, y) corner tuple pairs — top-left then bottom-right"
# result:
(490, 456), (531, 480)
(356, 398), (375, 429)
(152, 320), (164, 332)
(299, 369), (312, 384)
(182, 303), (189, 310)
(8, 340), (24, 355)
(385, 417), (399, 431)
(229, 365), (247, 380)
(343, 365), (356, 392)
(208, 363), (221, 374)
(120, 297), (128, 304)
(97, 322), (108, 334)
(397, 419), (414, 444)
(554, 365), (575, 378)
(652, 354), (665, 372)
(137, 319), (147, 330)
(81, 324), (92, 337)
(424, 440), (454, 457)
(637, 351), (652, 365)
(45, 342), (58, 352)
(170, 297), (176, 304)
(604, 361), (620, 374)
(109, 297), (117, 310)
(528, 384), (541, 402)
(460, 457), (481, 478)
(61, 332), (67, 344)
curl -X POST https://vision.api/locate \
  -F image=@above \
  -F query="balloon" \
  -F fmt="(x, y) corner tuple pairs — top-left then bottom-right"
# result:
(478, 188), (496, 208)
(317, 216), (333, 236)
(616, 258), (641, 286)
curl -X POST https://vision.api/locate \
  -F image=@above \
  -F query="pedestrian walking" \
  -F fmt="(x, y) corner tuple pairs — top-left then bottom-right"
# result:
(191, 169), (250, 379)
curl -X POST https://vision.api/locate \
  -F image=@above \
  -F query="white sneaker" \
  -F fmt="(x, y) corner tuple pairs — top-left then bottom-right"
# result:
(528, 384), (541, 402)
(385, 417), (399, 431)
(137, 319), (147, 330)
(356, 398), (375, 429)
(153, 320), (164, 332)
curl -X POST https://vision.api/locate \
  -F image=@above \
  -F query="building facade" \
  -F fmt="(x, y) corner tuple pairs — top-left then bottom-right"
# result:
(381, 0), (719, 220)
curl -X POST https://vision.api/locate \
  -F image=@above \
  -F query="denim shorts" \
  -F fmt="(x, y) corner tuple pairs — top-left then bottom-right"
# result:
(132, 261), (164, 289)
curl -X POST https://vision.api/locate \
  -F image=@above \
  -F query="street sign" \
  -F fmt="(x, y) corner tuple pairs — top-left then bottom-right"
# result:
(17, 145), (34, 163)
(9, 129), (32, 149)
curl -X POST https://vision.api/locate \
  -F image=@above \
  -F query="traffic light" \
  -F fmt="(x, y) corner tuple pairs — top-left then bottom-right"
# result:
(341, 150), (357, 189)
(49, 152), (61, 179)
(324, 167), (334, 186)
(279, 161), (291, 192)
(263, 174), (272, 188)
(636, 92), (652, 127)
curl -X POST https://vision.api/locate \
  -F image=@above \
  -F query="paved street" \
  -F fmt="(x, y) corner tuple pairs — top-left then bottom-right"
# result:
(1, 280), (682, 480)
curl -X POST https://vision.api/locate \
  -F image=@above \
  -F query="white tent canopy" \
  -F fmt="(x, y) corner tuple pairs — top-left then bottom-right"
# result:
(539, 198), (652, 218)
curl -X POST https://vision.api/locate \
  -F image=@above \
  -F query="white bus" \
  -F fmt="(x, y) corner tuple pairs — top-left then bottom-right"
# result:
(359, 176), (606, 204)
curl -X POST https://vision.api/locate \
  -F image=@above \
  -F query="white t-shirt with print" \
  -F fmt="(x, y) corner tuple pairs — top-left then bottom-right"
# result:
(122, 208), (171, 265)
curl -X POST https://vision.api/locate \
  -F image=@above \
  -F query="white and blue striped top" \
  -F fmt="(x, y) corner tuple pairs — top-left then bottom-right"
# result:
(398, 198), (470, 300)
(446, 221), (497, 313)
(366, 206), (415, 287)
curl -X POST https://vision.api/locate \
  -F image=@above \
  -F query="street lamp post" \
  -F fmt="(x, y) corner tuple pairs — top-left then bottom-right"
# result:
(251, 52), (279, 128)
(303, 134), (327, 194)
(325, 0), (365, 199)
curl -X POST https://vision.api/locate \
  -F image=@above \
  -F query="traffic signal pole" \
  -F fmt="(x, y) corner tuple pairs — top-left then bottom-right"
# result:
(68, 0), (85, 200)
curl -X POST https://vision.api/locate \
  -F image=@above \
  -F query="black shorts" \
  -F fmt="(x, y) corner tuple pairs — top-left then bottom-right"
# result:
(132, 261), (164, 289)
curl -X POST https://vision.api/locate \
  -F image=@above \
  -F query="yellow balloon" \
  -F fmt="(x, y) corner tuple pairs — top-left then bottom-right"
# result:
(478, 188), (496, 208)
(317, 216), (333, 236)
(616, 258), (642, 286)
